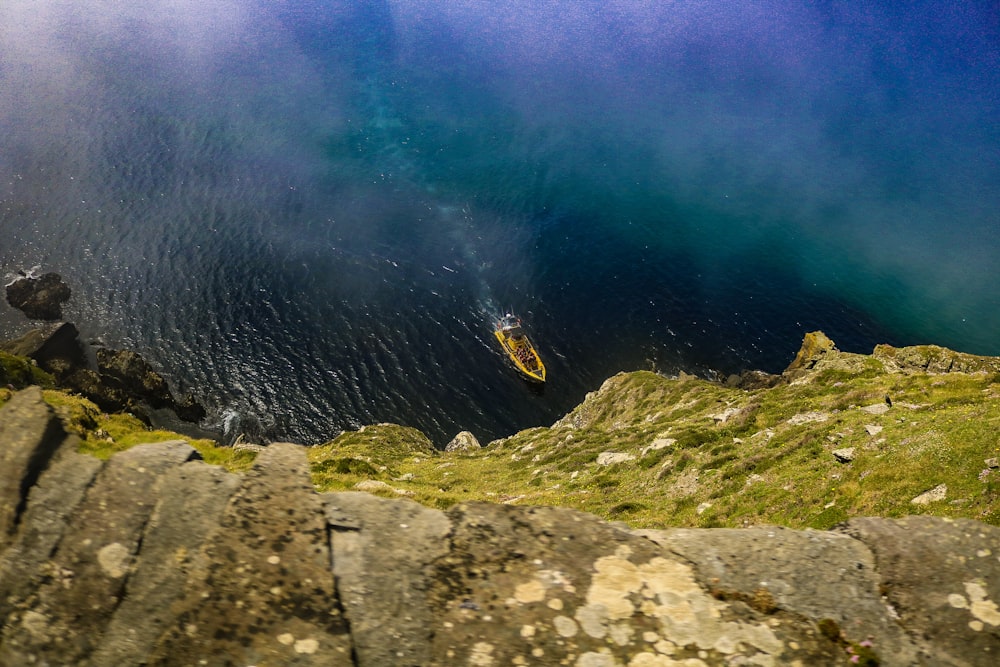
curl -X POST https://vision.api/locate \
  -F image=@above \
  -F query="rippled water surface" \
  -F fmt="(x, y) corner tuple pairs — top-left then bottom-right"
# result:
(2, 1), (998, 445)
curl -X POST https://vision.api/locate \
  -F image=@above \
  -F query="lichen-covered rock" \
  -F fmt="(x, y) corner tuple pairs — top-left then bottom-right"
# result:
(873, 343), (1000, 374)
(0, 440), (198, 665)
(325, 492), (452, 666)
(1, 387), (999, 666)
(639, 526), (920, 664)
(445, 430), (481, 452)
(844, 516), (1000, 665)
(147, 442), (354, 666)
(784, 331), (838, 374)
(89, 461), (241, 667)
(0, 386), (72, 552)
(5, 272), (71, 320)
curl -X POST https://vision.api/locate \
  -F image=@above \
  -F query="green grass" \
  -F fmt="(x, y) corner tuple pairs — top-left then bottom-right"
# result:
(5, 338), (999, 530)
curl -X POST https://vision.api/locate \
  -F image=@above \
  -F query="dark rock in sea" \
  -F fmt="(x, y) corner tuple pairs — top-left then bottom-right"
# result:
(2, 388), (999, 666)
(94, 347), (208, 425)
(5, 272), (71, 320)
(95, 348), (173, 408)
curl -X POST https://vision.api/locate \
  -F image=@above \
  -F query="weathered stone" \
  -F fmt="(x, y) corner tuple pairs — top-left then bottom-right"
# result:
(324, 492), (451, 667)
(911, 483), (948, 505)
(445, 430), (481, 452)
(641, 437), (675, 456)
(426, 503), (810, 666)
(832, 447), (856, 463)
(844, 516), (1000, 665)
(0, 387), (73, 552)
(865, 423), (884, 435)
(639, 525), (920, 665)
(874, 343), (1000, 374)
(0, 443), (103, 623)
(90, 347), (206, 423)
(784, 331), (837, 374)
(861, 403), (890, 415)
(0, 440), (198, 665)
(91, 461), (241, 667)
(596, 451), (635, 466)
(96, 348), (173, 408)
(709, 407), (741, 422)
(63, 367), (130, 413)
(986, 457), (1000, 469)
(0, 322), (87, 377)
(147, 442), (352, 666)
(5, 272), (71, 320)
(786, 411), (830, 426)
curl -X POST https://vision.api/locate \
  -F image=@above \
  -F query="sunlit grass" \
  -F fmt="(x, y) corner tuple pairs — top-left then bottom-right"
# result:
(7, 341), (998, 530)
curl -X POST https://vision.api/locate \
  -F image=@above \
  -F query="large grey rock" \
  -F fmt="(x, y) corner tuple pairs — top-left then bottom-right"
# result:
(1, 392), (999, 666)
(844, 516), (1000, 665)
(638, 525), (920, 665)
(0, 386), (73, 552)
(445, 430), (481, 452)
(423, 503), (817, 666)
(0, 440), (198, 665)
(147, 442), (353, 666)
(90, 461), (241, 667)
(0, 446), (103, 624)
(325, 492), (451, 666)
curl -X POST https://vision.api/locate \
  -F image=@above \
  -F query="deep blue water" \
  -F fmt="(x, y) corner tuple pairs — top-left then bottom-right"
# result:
(2, 1), (998, 446)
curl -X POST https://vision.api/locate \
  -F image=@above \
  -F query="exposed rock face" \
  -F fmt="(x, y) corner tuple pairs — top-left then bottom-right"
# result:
(0, 321), (87, 378)
(5, 272), (71, 320)
(2, 389), (1000, 666)
(445, 430), (481, 452)
(874, 342), (1000, 374)
(92, 348), (206, 422)
(784, 330), (838, 375)
(1, 324), (207, 424)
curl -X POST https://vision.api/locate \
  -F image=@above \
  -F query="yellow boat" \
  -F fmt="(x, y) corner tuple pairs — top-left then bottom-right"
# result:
(495, 313), (546, 383)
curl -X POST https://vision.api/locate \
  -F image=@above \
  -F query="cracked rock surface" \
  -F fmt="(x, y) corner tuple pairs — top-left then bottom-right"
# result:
(1, 388), (998, 666)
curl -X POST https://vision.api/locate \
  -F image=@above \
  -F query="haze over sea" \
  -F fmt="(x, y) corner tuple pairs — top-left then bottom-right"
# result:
(1, 1), (998, 446)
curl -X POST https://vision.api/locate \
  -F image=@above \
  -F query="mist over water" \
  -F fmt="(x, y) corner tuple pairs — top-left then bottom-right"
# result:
(2, 1), (998, 445)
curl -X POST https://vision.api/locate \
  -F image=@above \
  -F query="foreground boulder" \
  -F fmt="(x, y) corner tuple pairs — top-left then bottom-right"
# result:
(1, 389), (998, 666)
(5, 272), (71, 320)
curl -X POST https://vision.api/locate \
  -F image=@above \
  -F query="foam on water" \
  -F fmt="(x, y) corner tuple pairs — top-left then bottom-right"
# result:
(1, 1), (998, 445)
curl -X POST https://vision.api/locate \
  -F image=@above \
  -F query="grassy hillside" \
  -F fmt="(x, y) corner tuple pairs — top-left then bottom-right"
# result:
(6, 333), (999, 530)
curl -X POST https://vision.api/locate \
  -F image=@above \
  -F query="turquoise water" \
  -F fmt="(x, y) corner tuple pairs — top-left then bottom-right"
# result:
(1, 1), (998, 445)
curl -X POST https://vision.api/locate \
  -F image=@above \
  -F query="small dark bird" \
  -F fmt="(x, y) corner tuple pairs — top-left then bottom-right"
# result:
(885, 394), (892, 407)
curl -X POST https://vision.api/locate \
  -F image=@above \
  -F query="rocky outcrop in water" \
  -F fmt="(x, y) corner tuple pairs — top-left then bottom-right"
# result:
(4, 272), (71, 321)
(2, 387), (999, 666)
(0, 323), (206, 425)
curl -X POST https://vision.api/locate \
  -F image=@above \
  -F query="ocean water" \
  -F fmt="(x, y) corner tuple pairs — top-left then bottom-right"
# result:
(2, 1), (998, 446)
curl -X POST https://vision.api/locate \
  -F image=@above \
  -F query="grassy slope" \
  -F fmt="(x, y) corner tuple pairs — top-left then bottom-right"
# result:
(4, 337), (998, 530)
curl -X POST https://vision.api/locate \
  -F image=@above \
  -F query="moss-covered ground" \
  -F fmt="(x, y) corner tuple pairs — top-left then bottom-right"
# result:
(3, 339), (998, 530)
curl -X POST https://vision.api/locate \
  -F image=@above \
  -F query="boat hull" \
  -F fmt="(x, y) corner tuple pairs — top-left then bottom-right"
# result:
(494, 326), (546, 383)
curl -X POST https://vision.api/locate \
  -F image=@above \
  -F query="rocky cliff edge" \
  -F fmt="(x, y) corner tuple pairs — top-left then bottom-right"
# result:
(2, 387), (999, 666)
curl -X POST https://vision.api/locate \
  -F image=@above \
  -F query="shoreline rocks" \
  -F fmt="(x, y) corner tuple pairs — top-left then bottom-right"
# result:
(1, 322), (207, 430)
(5, 272), (71, 321)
